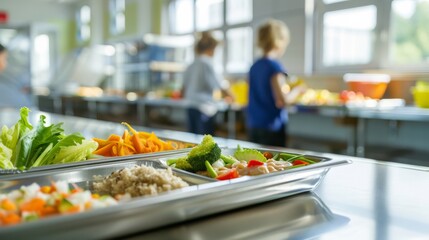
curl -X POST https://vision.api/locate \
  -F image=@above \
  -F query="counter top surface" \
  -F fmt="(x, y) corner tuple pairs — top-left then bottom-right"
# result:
(0, 108), (428, 240)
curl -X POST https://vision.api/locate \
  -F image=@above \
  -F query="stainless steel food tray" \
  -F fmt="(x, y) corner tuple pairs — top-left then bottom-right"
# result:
(0, 138), (195, 176)
(159, 147), (349, 181)
(0, 152), (350, 240)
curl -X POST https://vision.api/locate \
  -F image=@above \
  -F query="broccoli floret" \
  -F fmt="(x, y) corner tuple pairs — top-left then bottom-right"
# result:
(234, 145), (267, 162)
(187, 135), (221, 172)
(175, 158), (193, 172)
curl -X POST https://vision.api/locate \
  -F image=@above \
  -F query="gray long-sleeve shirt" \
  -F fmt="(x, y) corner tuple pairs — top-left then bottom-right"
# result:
(182, 56), (223, 116)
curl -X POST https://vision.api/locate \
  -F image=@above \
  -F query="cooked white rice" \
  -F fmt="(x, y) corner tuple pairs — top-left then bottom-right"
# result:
(93, 165), (189, 197)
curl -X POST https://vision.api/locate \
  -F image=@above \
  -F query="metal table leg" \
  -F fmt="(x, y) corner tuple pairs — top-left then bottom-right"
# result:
(227, 108), (236, 139)
(356, 118), (366, 157)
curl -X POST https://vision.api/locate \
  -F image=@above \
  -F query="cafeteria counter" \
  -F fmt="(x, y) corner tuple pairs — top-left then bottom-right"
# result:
(1, 108), (428, 239)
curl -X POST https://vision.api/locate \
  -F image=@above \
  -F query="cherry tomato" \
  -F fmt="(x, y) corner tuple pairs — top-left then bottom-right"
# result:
(263, 152), (273, 159)
(292, 159), (310, 166)
(247, 160), (264, 167)
(216, 169), (239, 180)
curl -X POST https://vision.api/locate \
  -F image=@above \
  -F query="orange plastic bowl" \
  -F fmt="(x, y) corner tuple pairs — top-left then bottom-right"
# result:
(344, 74), (390, 99)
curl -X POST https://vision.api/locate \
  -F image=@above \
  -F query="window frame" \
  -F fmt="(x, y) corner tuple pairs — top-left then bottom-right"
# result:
(168, 0), (253, 76)
(315, 0), (429, 74)
(109, 0), (126, 36)
(76, 5), (91, 43)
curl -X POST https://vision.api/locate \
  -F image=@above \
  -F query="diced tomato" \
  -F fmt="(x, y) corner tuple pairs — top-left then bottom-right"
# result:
(292, 159), (309, 166)
(247, 160), (264, 167)
(216, 169), (239, 180)
(263, 152), (273, 159)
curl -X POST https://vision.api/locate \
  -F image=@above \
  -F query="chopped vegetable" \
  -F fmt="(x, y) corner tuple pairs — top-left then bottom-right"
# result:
(0, 107), (98, 170)
(247, 160), (265, 167)
(0, 181), (117, 226)
(292, 159), (310, 166)
(220, 154), (239, 164)
(175, 158), (194, 172)
(216, 168), (239, 180)
(186, 135), (221, 172)
(263, 152), (273, 159)
(92, 122), (178, 157)
(234, 145), (266, 162)
(211, 159), (225, 168)
(205, 160), (218, 178)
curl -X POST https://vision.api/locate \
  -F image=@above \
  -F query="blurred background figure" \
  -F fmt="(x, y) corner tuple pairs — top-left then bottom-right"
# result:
(0, 43), (33, 109)
(182, 32), (234, 135)
(246, 19), (301, 147)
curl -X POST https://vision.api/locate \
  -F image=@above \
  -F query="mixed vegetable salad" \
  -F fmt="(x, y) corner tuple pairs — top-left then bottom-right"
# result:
(167, 135), (318, 180)
(0, 108), (192, 170)
(0, 107), (97, 170)
(0, 181), (117, 226)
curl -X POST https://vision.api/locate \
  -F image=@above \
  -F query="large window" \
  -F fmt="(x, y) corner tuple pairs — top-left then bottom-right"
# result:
(77, 5), (91, 42)
(390, 0), (429, 65)
(196, 0), (224, 31)
(317, 0), (429, 72)
(169, 0), (253, 74)
(323, 5), (376, 66)
(110, 0), (126, 35)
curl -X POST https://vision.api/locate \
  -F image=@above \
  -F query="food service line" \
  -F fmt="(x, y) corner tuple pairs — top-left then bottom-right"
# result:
(45, 94), (429, 158)
(0, 108), (428, 239)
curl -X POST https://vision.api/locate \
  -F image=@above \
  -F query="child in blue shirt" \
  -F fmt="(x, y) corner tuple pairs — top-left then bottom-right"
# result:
(247, 19), (294, 147)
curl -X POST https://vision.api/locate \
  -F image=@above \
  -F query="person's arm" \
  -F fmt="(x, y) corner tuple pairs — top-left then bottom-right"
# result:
(271, 73), (305, 108)
(271, 73), (287, 108)
(205, 62), (235, 102)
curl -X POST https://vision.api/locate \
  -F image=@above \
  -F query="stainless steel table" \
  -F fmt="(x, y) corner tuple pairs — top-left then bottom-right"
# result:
(128, 155), (429, 240)
(347, 106), (429, 157)
(1, 108), (428, 239)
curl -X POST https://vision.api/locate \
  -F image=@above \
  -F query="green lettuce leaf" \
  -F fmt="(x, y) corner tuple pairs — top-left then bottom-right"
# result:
(32, 133), (85, 167)
(14, 115), (66, 169)
(2, 107), (33, 165)
(51, 139), (98, 164)
(0, 142), (14, 169)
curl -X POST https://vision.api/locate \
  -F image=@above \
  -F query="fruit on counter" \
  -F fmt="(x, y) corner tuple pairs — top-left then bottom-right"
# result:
(166, 136), (318, 180)
(295, 89), (341, 105)
(339, 90), (367, 103)
(0, 181), (117, 226)
(412, 81), (429, 108)
(0, 107), (98, 170)
(92, 123), (181, 157)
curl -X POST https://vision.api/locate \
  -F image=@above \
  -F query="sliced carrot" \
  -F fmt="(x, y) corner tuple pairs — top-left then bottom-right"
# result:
(20, 198), (45, 212)
(2, 213), (21, 225)
(40, 186), (52, 194)
(94, 142), (115, 156)
(64, 205), (81, 214)
(1, 199), (17, 211)
(40, 206), (57, 216)
(107, 134), (121, 142)
(92, 138), (109, 148)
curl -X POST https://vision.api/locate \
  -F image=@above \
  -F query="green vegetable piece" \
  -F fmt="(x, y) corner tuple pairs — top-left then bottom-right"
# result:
(187, 135), (221, 172)
(220, 154), (239, 164)
(273, 153), (280, 160)
(24, 213), (39, 222)
(175, 158), (194, 172)
(166, 158), (179, 166)
(205, 160), (218, 178)
(234, 146), (266, 162)
(0, 142), (14, 169)
(58, 199), (74, 213)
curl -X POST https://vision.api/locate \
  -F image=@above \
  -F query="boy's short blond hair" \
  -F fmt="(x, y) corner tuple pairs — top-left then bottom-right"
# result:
(257, 19), (290, 54)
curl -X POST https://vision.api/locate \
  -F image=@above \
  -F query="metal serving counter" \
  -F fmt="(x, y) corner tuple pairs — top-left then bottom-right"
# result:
(1, 108), (428, 239)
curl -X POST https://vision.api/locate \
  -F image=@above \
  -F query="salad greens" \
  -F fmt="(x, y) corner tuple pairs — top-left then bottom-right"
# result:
(0, 107), (98, 170)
